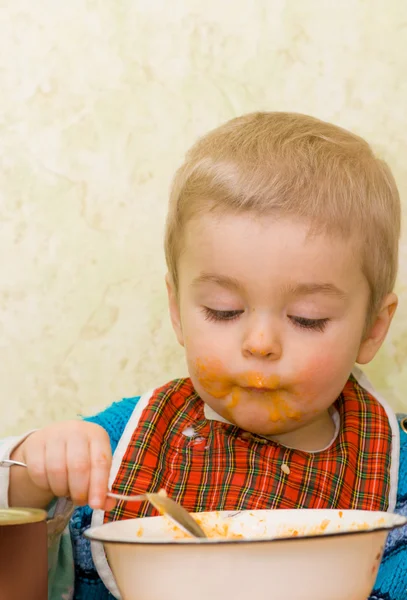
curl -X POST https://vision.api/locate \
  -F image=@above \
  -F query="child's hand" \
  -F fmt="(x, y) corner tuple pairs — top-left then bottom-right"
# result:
(9, 421), (112, 510)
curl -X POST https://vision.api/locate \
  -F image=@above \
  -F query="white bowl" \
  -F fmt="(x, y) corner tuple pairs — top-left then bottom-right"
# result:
(85, 508), (406, 600)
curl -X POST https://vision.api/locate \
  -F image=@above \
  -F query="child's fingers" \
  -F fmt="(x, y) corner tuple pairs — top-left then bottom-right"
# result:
(24, 437), (50, 492)
(45, 437), (69, 498)
(66, 435), (91, 506)
(88, 434), (112, 509)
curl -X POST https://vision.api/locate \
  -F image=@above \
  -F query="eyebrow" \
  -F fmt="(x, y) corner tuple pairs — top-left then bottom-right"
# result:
(283, 282), (348, 299)
(191, 273), (244, 292)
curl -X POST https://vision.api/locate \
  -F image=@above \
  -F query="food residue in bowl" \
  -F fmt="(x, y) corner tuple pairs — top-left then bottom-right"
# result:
(167, 516), (245, 540)
(134, 511), (387, 541)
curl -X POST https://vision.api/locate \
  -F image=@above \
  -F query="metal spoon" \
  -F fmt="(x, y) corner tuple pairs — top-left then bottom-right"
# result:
(0, 459), (206, 539)
(0, 459), (27, 468)
(106, 490), (206, 538)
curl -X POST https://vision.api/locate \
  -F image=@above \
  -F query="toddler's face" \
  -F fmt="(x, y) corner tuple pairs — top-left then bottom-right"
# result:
(167, 213), (393, 447)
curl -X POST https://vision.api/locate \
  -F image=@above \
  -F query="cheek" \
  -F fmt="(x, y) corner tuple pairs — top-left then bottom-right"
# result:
(294, 349), (352, 400)
(299, 353), (338, 379)
(183, 312), (223, 351)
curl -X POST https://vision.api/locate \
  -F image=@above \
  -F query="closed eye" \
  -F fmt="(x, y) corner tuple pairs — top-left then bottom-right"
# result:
(202, 307), (244, 322)
(289, 316), (330, 332)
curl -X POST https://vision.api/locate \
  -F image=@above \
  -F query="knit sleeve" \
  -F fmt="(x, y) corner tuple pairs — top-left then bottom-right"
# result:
(369, 414), (407, 600)
(83, 396), (140, 453)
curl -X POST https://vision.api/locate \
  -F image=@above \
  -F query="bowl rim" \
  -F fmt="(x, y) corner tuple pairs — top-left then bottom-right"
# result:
(84, 509), (407, 546)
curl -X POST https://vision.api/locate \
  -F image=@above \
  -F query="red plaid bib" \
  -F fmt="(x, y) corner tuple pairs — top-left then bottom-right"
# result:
(105, 375), (393, 523)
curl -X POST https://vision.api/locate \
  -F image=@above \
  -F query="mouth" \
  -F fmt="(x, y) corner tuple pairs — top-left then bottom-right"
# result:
(242, 386), (278, 394)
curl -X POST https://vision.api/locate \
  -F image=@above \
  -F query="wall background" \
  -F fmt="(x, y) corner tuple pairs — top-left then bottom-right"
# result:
(1, 0), (407, 436)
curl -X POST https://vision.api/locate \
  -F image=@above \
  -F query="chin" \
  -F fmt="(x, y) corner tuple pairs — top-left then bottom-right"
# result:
(233, 417), (294, 437)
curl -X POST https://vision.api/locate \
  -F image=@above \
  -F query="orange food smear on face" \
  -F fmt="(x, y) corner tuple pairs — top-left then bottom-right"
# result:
(239, 371), (280, 389)
(195, 358), (302, 424)
(264, 395), (301, 422)
(268, 402), (282, 422)
(284, 403), (302, 421)
(196, 359), (281, 396)
(228, 387), (241, 409)
(195, 358), (232, 398)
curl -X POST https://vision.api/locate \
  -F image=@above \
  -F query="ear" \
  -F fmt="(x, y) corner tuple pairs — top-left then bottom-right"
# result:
(356, 293), (398, 365)
(165, 273), (184, 346)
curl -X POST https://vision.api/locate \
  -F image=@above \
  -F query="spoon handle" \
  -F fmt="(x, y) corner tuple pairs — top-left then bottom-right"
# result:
(0, 459), (28, 468)
(106, 492), (146, 502)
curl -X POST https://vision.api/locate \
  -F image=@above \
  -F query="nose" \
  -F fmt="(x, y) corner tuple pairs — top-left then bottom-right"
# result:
(242, 319), (282, 361)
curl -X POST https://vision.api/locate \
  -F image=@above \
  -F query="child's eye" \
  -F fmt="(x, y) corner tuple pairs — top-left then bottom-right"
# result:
(202, 307), (243, 322)
(289, 316), (330, 332)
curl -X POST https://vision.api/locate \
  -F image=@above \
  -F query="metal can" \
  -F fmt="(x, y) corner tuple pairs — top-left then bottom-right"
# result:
(0, 508), (48, 600)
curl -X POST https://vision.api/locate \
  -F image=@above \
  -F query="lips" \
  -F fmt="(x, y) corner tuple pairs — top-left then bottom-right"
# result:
(236, 372), (281, 390)
(243, 386), (276, 394)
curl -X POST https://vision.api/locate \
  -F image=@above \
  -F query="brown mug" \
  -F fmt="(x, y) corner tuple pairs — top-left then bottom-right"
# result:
(0, 508), (48, 600)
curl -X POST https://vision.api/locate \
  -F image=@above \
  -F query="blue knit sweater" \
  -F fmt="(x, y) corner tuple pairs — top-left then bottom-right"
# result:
(68, 396), (407, 600)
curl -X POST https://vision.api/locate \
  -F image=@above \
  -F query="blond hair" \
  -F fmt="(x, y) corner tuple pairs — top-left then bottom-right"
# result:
(165, 112), (400, 320)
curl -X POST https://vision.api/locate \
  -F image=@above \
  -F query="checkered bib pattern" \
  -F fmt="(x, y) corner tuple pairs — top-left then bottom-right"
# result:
(105, 375), (392, 523)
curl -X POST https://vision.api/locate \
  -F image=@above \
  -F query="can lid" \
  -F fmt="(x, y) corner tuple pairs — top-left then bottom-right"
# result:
(0, 508), (47, 525)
